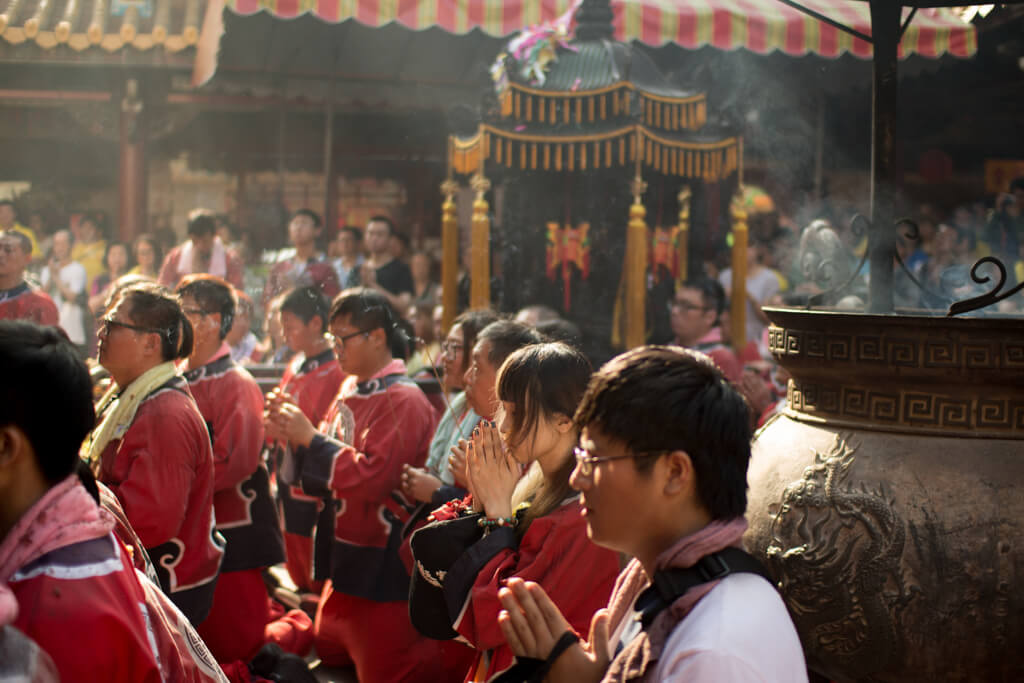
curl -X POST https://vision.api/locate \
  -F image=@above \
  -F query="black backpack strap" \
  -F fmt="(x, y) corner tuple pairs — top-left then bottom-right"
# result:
(637, 547), (774, 629)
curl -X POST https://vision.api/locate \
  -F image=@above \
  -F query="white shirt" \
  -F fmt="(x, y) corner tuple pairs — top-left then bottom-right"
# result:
(649, 573), (807, 682)
(40, 261), (87, 344)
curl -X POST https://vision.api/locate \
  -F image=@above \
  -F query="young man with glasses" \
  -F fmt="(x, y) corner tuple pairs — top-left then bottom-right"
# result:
(668, 277), (741, 383)
(0, 231), (58, 327)
(176, 275), (305, 665)
(496, 346), (806, 682)
(265, 288), (443, 683)
(268, 286), (345, 598)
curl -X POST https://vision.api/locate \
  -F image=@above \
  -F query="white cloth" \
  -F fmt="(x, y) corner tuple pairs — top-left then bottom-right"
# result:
(719, 268), (781, 346)
(177, 237), (228, 279)
(40, 261), (87, 344)
(646, 573), (807, 682)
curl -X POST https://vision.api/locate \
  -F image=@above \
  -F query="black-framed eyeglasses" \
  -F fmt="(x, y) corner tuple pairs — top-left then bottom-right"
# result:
(572, 446), (665, 478)
(440, 340), (464, 356)
(0, 242), (19, 255)
(99, 317), (164, 335)
(325, 329), (370, 346)
(668, 301), (708, 314)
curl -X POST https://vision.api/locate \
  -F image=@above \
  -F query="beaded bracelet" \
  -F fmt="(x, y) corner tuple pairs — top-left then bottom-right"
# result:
(477, 515), (516, 529)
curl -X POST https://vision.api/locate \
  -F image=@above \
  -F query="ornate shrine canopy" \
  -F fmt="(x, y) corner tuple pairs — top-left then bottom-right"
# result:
(225, 0), (975, 59)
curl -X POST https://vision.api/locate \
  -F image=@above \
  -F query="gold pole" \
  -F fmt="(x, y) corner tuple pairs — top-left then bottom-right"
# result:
(470, 172), (492, 310)
(440, 178), (459, 334)
(730, 188), (748, 351)
(626, 173), (648, 349)
(676, 186), (690, 286)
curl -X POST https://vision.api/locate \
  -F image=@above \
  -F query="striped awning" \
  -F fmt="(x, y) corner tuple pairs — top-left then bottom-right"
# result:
(226, 0), (977, 59)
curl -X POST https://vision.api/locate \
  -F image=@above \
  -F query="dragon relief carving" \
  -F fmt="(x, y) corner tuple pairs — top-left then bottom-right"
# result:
(766, 434), (915, 679)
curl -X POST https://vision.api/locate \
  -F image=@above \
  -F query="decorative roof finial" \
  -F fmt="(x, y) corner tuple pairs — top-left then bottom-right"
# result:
(574, 0), (614, 42)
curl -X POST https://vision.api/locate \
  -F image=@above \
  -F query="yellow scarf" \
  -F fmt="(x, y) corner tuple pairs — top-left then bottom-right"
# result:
(83, 361), (180, 472)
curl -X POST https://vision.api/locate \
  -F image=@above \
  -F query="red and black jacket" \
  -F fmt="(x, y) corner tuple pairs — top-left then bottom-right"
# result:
(184, 347), (285, 573)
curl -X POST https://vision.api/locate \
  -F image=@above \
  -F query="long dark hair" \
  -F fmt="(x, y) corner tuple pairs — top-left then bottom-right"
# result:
(119, 282), (193, 361)
(497, 342), (592, 536)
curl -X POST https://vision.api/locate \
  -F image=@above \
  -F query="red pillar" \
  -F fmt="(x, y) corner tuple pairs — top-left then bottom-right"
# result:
(118, 79), (147, 243)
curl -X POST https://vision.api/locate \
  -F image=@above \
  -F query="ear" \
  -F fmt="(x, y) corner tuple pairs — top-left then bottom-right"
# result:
(661, 449), (696, 497)
(0, 424), (30, 475)
(209, 312), (223, 335)
(368, 327), (388, 350)
(142, 330), (161, 356)
(551, 412), (574, 434)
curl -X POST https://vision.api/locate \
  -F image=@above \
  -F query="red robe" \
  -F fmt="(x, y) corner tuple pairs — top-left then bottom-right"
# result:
(185, 345), (284, 574)
(3, 476), (227, 683)
(274, 349), (345, 591)
(451, 500), (619, 681)
(292, 359), (442, 681)
(0, 281), (59, 326)
(98, 376), (225, 626)
(185, 346), (288, 663)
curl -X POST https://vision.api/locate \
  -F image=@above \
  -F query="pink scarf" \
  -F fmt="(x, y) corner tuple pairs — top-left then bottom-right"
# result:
(0, 475), (115, 583)
(601, 517), (749, 682)
(176, 237), (228, 279)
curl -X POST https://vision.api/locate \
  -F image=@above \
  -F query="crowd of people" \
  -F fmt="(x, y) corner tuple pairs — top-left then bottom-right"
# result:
(5, 180), (1021, 681)
(0, 195), (822, 681)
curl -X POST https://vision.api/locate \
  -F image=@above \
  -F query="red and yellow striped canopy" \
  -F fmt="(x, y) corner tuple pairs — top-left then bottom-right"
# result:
(227, 0), (976, 59)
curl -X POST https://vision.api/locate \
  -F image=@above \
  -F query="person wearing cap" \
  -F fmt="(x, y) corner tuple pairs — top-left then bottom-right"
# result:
(83, 282), (224, 626)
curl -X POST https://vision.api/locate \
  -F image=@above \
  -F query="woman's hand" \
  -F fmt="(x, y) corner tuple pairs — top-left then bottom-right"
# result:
(265, 399), (317, 449)
(498, 578), (610, 683)
(401, 464), (443, 503)
(449, 439), (469, 488)
(465, 422), (519, 520)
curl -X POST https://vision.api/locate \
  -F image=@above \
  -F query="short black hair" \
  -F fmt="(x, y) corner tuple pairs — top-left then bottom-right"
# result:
(1, 230), (32, 255)
(293, 209), (322, 229)
(536, 318), (583, 349)
(187, 210), (217, 238)
(118, 282), (194, 362)
(367, 215), (396, 236)
(680, 277), (727, 323)
(477, 320), (543, 369)
(575, 346), (752, 520)
(176, 274), (237, 339)
(329, 287), (412, 359)
(0, 199), (14, 210)
(339, 226), (362, 242)
(280, 286), (330, 334)
(0, 321), (94, 484)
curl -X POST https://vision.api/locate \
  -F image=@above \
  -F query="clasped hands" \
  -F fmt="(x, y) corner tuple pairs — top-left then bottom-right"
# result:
(463, 421), (520, 520)
(498, 578), (611, 683)
(263, 388), (317, 449)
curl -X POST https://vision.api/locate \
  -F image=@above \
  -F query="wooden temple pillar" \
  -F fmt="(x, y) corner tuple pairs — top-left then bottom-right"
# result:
(118, 78), (146, 243)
